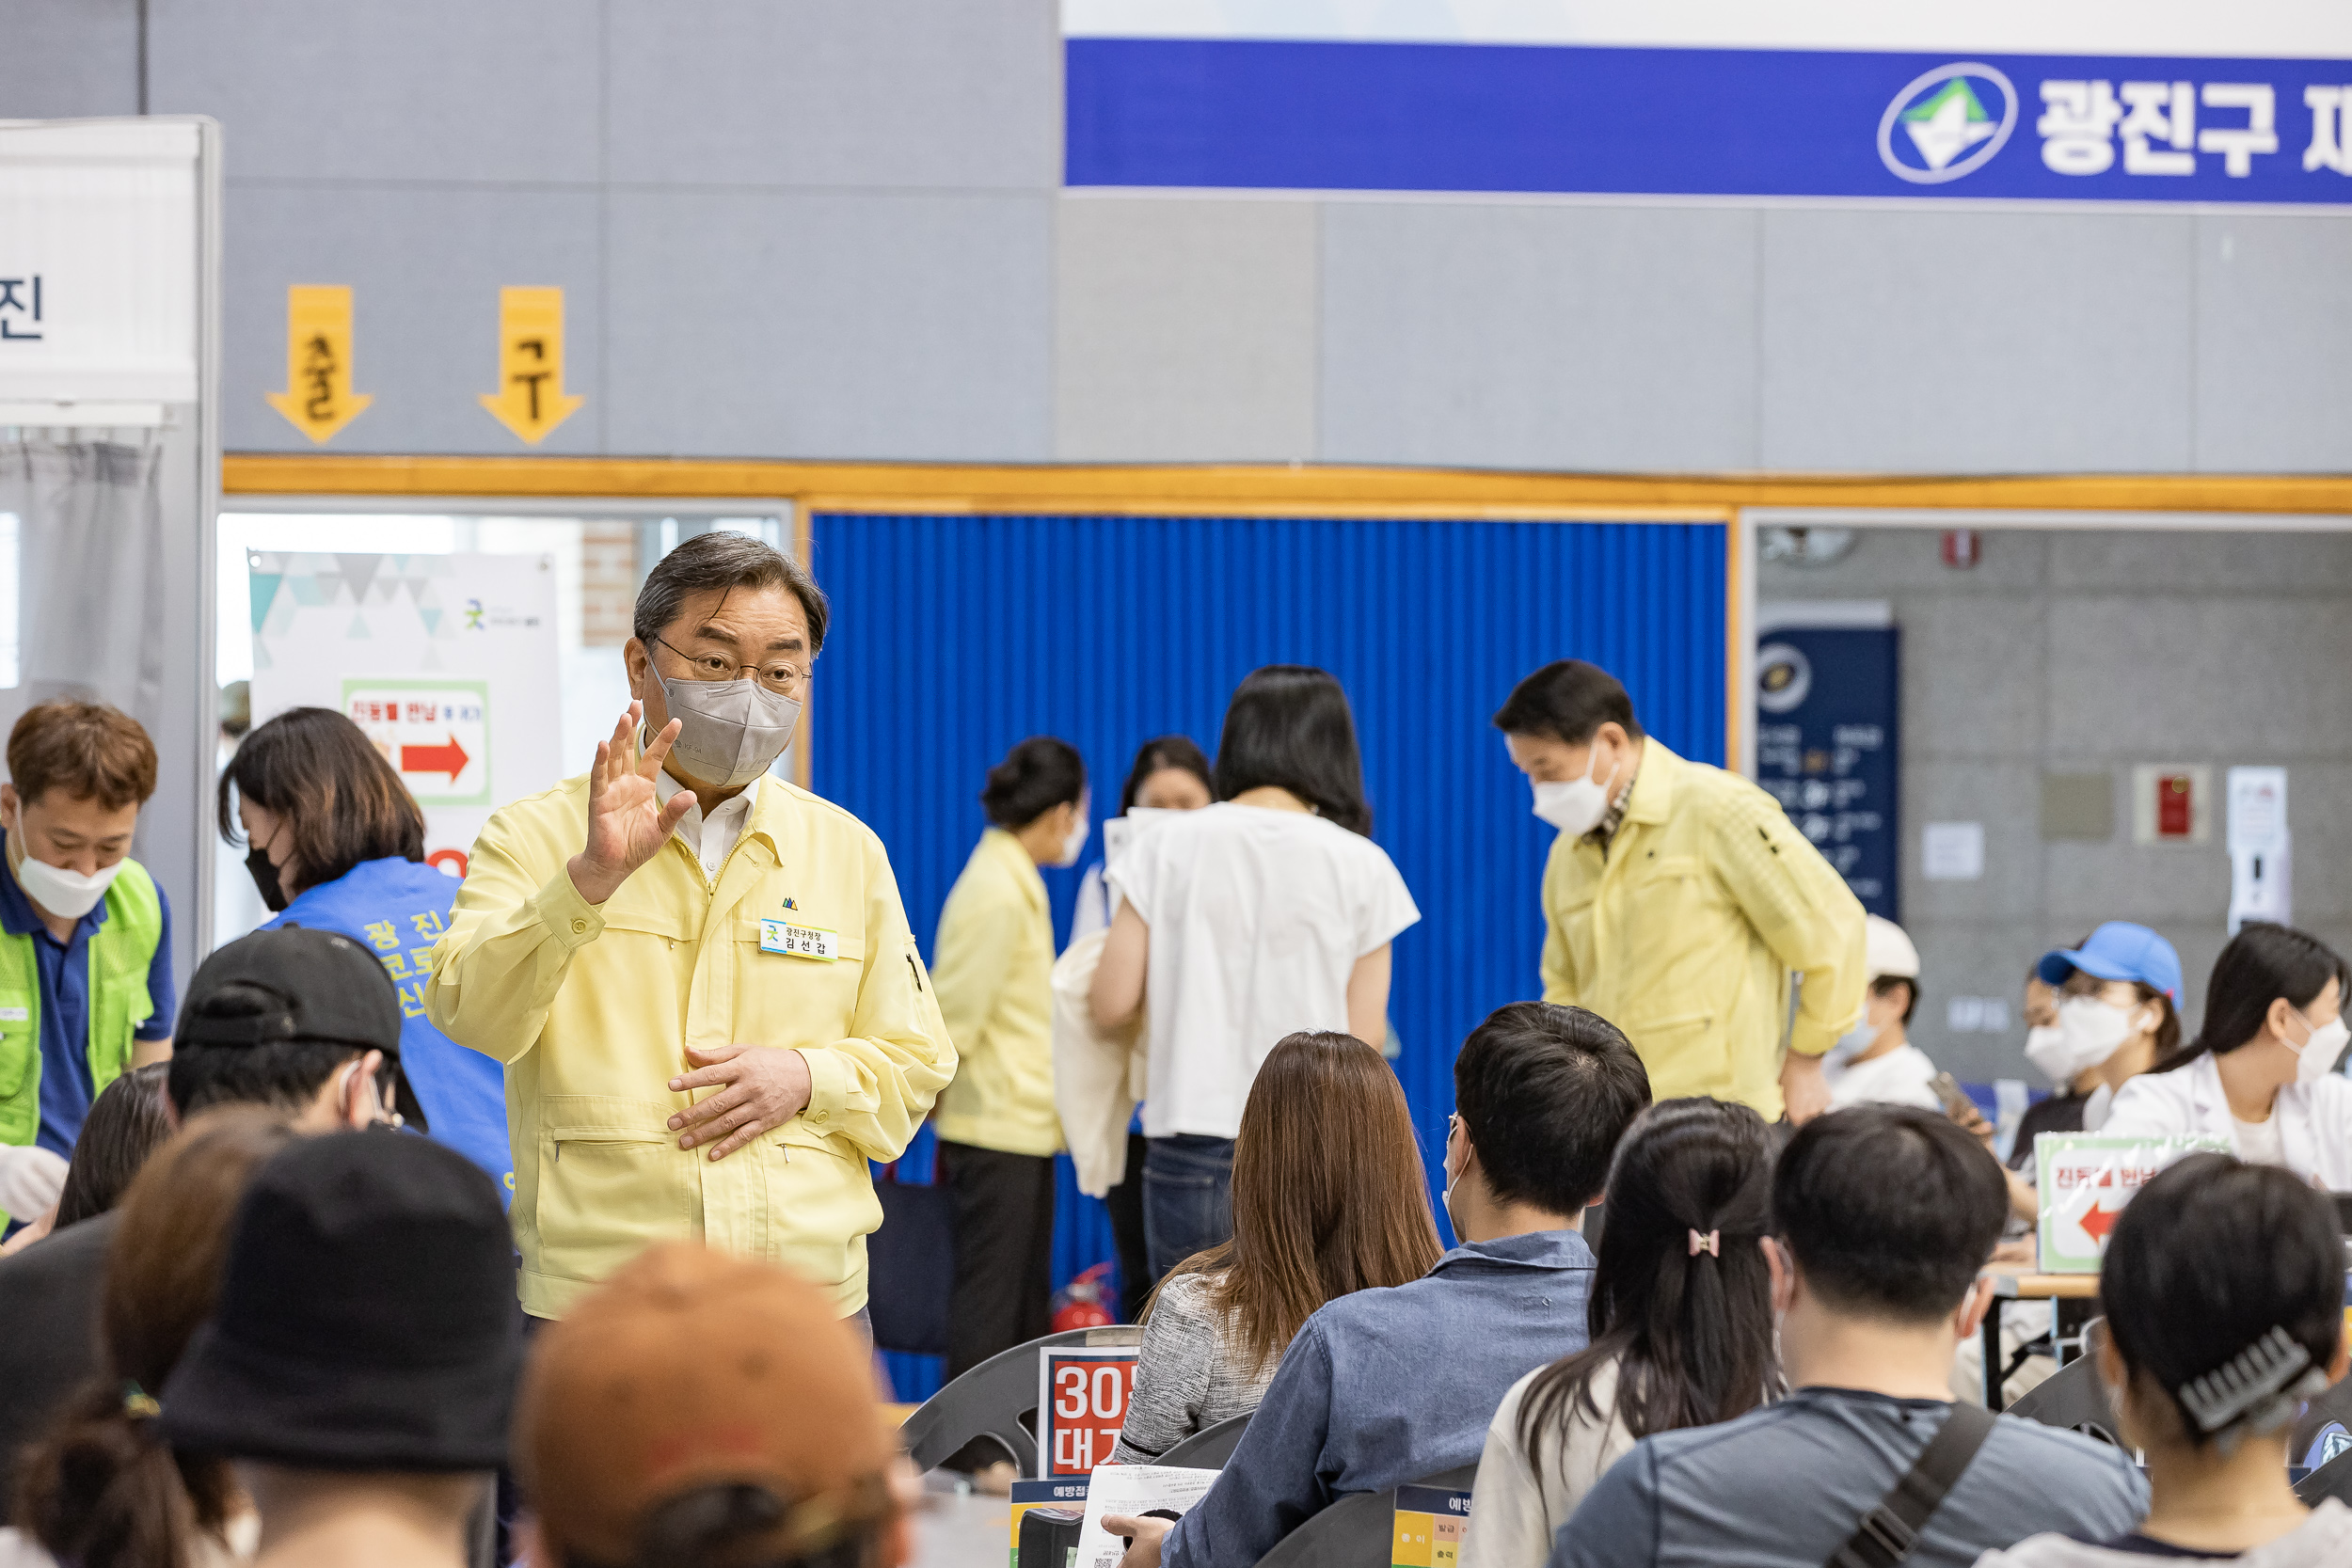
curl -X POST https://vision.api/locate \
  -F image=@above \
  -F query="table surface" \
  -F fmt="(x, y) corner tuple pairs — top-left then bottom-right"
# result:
(1988, 1271), (2102, 1300)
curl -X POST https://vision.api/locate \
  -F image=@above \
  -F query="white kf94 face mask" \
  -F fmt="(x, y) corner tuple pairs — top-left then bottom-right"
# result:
(9, 843), (122, 920)
(1057, 814), (1090, 869)
(2285, 1008), (2351, 1086)
(1531, 749), (1619, 837)
(2054, 994), (2144, 1076)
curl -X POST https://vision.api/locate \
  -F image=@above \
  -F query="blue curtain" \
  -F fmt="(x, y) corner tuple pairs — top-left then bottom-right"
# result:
(816, 515), (1730, 1403)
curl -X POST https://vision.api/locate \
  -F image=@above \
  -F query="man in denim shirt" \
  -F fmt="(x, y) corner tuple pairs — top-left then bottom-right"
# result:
(1110, 1002), (1651, 1568)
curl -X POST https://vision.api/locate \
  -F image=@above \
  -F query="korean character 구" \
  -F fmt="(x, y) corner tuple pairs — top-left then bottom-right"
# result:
(2039, 80), (2122, 174)
(2120, 81), (2195, 174)
(0, 277), (40, 341)
(2199, 84), (2279, 177)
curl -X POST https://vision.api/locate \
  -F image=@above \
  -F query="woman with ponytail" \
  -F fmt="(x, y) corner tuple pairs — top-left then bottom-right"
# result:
(7, 1107), (296, 1568)
(1458, 1099), (1781, 1568)
(930, 736), (1089, 1387)
(2105, 922), (2352, 1188)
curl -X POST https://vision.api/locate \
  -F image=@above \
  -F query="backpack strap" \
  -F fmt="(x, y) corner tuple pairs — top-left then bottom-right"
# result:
(1826, 1403), (1998, 1568)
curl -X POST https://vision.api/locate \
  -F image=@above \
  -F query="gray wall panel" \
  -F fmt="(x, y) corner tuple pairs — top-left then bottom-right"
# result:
(0, 0), (137, 118)
(149, 0), (602, 183)
(1054, 198), (1317, 462)
(1767, 527), (2352, 1085)
(2194, 214), (2352, 472)
(1760, 209), (2196, 473)
(607, 0), (1058, 191)
(1319, 201), (1759, 470)
(222, 185), (605, 454)
(603, 190), (1052, 459)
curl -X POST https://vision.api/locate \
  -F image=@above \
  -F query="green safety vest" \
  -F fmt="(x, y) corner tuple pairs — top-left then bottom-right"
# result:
(0, 859), (163, 1154)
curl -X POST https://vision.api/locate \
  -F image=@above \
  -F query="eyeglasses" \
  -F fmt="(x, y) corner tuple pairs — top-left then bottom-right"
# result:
(655, 636), (812, 700)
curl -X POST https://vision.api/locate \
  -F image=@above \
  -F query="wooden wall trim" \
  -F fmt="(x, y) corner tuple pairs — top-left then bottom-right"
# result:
(221, 453), (2352, 517)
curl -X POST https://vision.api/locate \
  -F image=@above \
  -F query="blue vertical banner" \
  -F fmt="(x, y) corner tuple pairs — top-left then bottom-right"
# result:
(1754, 624), (1900, 921)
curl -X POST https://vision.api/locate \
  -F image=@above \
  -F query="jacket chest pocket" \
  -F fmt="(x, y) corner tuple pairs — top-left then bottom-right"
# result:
(734, 916), (868, 1038)
(1618, 854), (1716, 943)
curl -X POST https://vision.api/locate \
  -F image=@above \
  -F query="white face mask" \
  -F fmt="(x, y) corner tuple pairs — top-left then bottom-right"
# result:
(1057, 814), (1090, 869)
(2056, 994), (2144, 1075)
(2022, 1023), (2080, 1085)
(8, 824), (122, 920)
(2286, 1008), (2350, 1086)
(1531, 748), (1618, 836)
(1826, 1018), (1875, 1067)
(657, 674), (802, 790)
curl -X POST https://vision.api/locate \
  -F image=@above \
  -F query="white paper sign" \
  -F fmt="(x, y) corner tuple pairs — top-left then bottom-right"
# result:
(1075, 1465), (1220, 1568)
(0, 120), (200, 403)
(1921, 821), (1984, 881)
(248, 551), (563, 882)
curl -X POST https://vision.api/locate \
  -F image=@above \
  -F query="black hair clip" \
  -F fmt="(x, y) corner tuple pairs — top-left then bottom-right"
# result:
(2176, 1325), (2328, 1455)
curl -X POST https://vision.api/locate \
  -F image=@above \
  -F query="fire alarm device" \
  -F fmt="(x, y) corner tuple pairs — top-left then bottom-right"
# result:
(1941, 530), (1981, 568)
(2131, 765), (2211, 845)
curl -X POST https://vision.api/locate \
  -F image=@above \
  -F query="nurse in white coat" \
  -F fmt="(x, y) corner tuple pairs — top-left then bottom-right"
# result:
(2104, 923), (2352, 1190)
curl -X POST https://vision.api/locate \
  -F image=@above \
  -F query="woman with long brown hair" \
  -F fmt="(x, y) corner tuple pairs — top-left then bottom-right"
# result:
(1109, 1031), (1440, 1462)
(8, 1108), (297, 1568)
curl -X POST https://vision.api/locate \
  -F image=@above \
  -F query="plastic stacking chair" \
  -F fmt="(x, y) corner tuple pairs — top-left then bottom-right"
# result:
(1159, 1412), (1250, 1468)
(900, 1326), (1143, 1473)
(2005, 1354), (2123, 1449)
(2296, 1446), (2352, 1506)
(1253, 1465), (1478, 1568)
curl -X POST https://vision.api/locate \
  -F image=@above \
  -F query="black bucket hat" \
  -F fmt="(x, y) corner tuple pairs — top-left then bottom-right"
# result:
(158, 1128), (519, 1469)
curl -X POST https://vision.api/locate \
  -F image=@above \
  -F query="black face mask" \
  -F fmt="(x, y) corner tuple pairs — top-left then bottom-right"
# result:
(246, 846), (290, 912)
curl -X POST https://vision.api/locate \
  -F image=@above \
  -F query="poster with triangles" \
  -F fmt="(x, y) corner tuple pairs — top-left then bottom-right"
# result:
(2035, 1133), (2230, 1273)
(246, 551), (561, 880)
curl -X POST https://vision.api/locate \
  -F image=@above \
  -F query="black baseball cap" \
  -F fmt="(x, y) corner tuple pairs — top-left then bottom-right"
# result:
(180, 926), (403, 1057)
(158, 1128), (520, 1469)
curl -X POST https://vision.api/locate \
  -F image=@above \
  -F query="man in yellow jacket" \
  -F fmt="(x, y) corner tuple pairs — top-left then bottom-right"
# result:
(1495, 659), (1865, 1124)
(427, 532), (952, 1322)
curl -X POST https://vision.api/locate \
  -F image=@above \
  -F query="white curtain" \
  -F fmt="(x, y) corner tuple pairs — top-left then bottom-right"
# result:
(0, 436), (167, 736)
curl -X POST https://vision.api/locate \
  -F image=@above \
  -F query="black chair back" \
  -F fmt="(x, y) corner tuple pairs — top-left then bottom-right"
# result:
(1159, 1412), (1250, 1468)
(2296, 1445), (2352, 1506)
(2004, 1354), (2123, 1449)
(1253, 1466), (1477, 1568)
(900, 1326), (1144, 1472)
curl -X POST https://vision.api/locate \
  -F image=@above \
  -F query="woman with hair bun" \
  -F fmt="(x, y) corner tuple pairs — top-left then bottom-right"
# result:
(930, 736), (1089, 1383)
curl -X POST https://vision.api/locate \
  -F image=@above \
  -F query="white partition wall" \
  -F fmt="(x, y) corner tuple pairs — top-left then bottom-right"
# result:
(0, 117), (224, 975)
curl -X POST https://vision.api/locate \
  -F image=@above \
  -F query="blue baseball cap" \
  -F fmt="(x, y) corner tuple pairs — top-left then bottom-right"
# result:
(2038, 922), (2183, 1003)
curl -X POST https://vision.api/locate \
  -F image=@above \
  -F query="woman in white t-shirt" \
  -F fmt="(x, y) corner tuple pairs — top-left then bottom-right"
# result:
(2104, 923), (2352, 1188)
(1089, 666), (1420, 1279)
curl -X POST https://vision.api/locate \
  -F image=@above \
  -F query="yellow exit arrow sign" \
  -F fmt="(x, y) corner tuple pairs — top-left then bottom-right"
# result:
(479, 286), (584, 444)
(264, 285), (373, 443)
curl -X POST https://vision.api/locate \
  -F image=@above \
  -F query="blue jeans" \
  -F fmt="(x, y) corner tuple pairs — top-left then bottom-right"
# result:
(1143, 1133), (1235, 1282)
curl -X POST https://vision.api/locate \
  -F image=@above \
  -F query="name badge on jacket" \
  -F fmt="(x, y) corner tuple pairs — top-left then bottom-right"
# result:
(759, 920), (838, 961)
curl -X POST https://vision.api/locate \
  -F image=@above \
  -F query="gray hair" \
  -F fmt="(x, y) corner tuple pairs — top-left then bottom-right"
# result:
(632, 531), (830, 654)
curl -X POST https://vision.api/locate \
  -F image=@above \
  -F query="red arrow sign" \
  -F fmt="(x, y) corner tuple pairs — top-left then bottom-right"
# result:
(400, 735), (470, 782)
(2077, 1201), (2122, 1244)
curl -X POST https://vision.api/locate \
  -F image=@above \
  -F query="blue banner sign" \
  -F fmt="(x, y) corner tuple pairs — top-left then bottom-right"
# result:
(1066, 40), (2352, 203)
(1754, 626), (1900, 921)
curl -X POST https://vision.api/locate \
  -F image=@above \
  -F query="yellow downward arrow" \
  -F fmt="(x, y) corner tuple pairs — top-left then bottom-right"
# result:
(264, 285), (373, 443)
(478, 286), (584, 444)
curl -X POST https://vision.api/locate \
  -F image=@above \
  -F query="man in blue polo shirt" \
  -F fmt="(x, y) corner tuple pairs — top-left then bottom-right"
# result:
(0, 702), (174, 1228)
(1109, 1003), (1652, 1568)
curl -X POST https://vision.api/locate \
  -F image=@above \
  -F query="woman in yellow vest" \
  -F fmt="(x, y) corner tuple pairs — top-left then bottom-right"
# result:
(931, 736), (1089, 1380)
